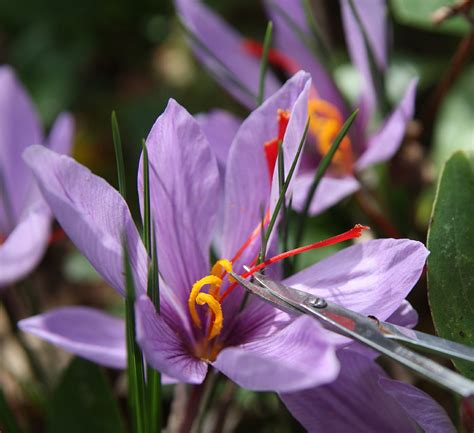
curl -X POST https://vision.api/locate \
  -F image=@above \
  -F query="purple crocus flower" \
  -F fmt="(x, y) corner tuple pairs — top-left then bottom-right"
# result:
(176, 0), (417, 215)
(19, 72), (427, 393)
(0, 66), (74, 287)
(281, 349), (456, 433)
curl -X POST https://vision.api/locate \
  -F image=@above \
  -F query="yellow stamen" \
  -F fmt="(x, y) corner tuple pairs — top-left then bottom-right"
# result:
(308, 98), (354, 173)
(196, 293), (223, 340)
(209, 259), (234, 297)
(188, 275), (221, 329)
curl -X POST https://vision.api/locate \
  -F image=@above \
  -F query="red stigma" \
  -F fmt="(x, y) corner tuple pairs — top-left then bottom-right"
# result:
(264, 110), (290, 178)
(220, 224), (370, 302)
(242, 39), (300, 76)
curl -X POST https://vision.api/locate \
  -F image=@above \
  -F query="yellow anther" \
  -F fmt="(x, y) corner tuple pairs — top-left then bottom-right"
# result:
(196, 293), (224, 340)
(209, 259), (234, 298)
(308, 98), (354, 173)
(188, 275), (222, 329)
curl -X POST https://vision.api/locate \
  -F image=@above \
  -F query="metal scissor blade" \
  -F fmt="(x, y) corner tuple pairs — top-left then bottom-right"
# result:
(237, 272), (474, 397)
(380, 322), (474, 363)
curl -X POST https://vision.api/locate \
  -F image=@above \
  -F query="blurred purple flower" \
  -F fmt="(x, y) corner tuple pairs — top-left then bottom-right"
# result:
(281, 349), (456, 433)
(19, 73), (427, 392)
(176, 0), (417, 215)
(0, 66), (74, 287)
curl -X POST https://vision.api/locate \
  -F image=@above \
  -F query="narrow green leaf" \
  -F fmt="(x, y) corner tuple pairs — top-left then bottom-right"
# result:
(46, 358), (124, 433)
(300, 0), (332, 62)
(112, 111), (127, 200)
(260, 118), (310, 260)
(257, 21), (273, 106)
(277, 140), (291, 275)
(294, 110), (358, 252)
(427, 150), (474, 380)
(0, 387), (21, 433)
(123, 242), (147, 433)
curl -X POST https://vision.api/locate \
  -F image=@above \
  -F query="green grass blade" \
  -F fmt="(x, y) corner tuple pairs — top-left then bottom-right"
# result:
(300, 0), (332, 62)
(111, 111), (127, 200)
(123, 241), (147, 433)
(257, 21), (273, 106)
(259, 118), (310, 261)
(293, 110), (358, 254)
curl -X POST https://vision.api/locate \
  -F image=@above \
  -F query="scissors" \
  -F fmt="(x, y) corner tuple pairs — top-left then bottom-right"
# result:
(230, 270), (474, 398)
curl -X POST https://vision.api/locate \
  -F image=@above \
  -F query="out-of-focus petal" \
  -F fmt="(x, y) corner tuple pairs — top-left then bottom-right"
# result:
(135, 295), (208, 384)
(291, 172), (360, 216)
(0, 66), (42, 229)
(137, 99), (219, 303)
(19, 307), (126, 369)
(23, 146), (147, 296)
(280, 350), (419, 433)
(264, 0), (347, 114)
(381, 378), (456, 433)
(356, 79), (417, 170)
(0, 203), (50, 287)
(175, 0), (280, 108)
(284, 238), (429, 321)
(214, 316), (339, 392)
(340, 0), (387, 130)
(47, 112), (75, 156)
(387, 300), (418, 328)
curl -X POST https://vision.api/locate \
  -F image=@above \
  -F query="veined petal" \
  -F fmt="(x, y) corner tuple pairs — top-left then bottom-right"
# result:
(23, 146), (147, 296)
(264, 0), (347, 114)
(222, 72), (311, 267)
(214, 315), (339, 392)
(138, 99), (220, 303)
(0, 203), (50, 287)
(280, 350), (421, 433)
(387, 300), (418, 328)
(19, 307), (126, 369)
(284, 238), (429, 321)
(356, 79), (418, 170)
(135, 295), (208, 384)
(175, 0), (280, 108)
(381, 378), (456, 433)
(291, 172), (360, 216)
(0, 66), (42, 231)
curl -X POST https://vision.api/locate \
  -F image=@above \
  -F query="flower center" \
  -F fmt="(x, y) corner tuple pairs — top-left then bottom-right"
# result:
(263, 109), (290, 178)
(308, 98), (354, 174)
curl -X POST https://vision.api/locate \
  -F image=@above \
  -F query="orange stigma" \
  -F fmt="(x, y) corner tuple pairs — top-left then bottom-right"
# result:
(264, 109), (290, 179)
(308, 98), (354, 174)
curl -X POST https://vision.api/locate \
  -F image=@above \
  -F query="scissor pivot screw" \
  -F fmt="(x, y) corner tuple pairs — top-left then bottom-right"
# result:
(309, 297), (327, 309)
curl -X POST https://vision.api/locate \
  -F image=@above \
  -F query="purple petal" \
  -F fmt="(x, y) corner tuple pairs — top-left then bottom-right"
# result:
(381, 378), (456, 433)
(356, 79), (418, 170)
(281, 350), (419, 433)
(387, 300), (418, 328)
(135, 295), (207, 384)
(137, 99), (219, 303)
(0, 66), (42, 230)
(46, 112), (75, 155)
(291, 172), (360, 216)
(264, 0), (347, 114)
(19, 307), (126, 369)
(222, 72), (311, 266)
(175, 0), (280, 108)
(196, 109), (241, 172)
(284, 238), (429, 321)
(23, 146), (148, 296)
(214, 316), (339, 392)
(340, 0), (387, 129)
(0, 203), (50, 287)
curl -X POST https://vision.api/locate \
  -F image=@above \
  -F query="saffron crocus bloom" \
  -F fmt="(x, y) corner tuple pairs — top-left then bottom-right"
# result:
(0, 66), (74, 287)
(176, 0), (417, 215)
(281, 349), (456, 433)
(20, 72), (427, 392)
